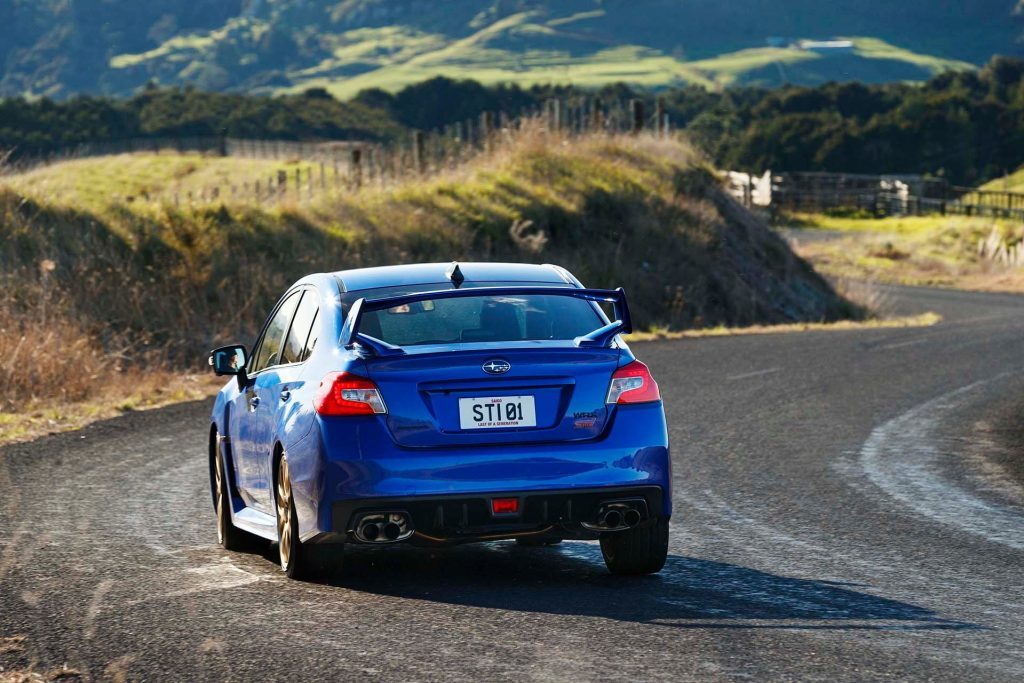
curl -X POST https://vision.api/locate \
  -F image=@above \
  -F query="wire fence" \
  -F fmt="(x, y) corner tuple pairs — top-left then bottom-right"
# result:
(1, 97), (675, 207)
(723, 170), (1024, 222)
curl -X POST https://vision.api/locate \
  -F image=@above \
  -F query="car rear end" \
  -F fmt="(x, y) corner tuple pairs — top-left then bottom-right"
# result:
(308, 277), (671, 572)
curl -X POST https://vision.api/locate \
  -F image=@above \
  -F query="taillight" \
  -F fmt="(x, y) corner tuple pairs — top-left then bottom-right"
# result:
(314, 372), (387, 416)
(605, 360), (661, 404)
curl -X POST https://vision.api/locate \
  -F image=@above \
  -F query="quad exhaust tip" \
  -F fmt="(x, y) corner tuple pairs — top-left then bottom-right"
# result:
(353, 511), (414, 543)
(602, 509), (623, 528)
(583, 499), (648, 532)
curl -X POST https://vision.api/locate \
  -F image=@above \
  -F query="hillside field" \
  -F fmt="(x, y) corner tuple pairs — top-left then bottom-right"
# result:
(3, 154), (309, 212)
(3, 0), (1017, 98)
(982, 166), (1024, 193)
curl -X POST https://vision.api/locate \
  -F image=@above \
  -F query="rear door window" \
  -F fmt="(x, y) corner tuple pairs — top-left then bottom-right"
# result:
(251, 291), (301, 372)
(300, 310), (319, 362)
(281, 291), (319, 364)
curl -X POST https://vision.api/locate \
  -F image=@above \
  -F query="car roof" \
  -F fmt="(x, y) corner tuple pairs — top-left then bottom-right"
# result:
(331, 262), (576, 292)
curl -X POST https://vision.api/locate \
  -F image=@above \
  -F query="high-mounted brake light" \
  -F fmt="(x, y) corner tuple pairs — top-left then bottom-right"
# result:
(605, 360), (661, 404)
(314, 372), (387, 416)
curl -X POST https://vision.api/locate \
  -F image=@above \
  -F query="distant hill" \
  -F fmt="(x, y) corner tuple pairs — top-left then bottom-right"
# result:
(2, 1), (1022, 99)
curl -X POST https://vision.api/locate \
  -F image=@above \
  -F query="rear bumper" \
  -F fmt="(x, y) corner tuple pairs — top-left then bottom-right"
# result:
(302, 402), (671, 540)
(327, 485), (664, 545)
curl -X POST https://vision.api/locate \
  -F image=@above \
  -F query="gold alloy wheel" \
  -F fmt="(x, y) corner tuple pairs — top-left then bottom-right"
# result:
(276, 457), (293, 570)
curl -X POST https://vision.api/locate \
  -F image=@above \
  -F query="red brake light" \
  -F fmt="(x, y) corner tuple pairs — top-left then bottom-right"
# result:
(314, 372), (387, 416)
(491, 498), (519, 514)
(606, 360), (661, 404)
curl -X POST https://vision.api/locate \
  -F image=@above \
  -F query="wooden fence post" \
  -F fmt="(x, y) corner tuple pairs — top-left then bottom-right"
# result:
(413, 131), (426, 174)
(591, 98), (603, 132)
(480, 111), (494, 153)
(351, 148), (363, 188)
(655, 99), (665, 137)
(630, 99), (644, 134)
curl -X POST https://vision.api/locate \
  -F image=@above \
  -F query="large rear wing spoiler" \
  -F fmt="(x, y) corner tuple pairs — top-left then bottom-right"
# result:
(340, 286), (632, 356)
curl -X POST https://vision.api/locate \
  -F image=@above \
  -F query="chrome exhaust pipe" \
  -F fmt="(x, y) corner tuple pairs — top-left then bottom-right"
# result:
(353, 511), (414, 543)
(582, 499), (649, 532)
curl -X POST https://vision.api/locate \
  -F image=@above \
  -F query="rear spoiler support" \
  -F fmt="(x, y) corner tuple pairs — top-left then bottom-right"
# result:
(340, 286), (632, 355)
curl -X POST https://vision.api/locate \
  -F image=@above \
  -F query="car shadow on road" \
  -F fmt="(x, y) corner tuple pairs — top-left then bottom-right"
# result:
(321, 541), (980, 631)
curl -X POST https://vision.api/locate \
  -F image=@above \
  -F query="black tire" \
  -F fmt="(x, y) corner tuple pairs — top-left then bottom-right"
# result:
(600, 517), (669, 575)
(516, 537), (562, 547)
(214, 444), (260, 552)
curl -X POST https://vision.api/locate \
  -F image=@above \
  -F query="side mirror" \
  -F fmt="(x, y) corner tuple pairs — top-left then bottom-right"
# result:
(209, 345), (247, 376)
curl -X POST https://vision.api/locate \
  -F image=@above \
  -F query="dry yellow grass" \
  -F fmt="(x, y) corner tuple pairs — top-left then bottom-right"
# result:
(626, 312), (941, 342)
(0, 373), (222, 445)
(785, 215), (1024, 293)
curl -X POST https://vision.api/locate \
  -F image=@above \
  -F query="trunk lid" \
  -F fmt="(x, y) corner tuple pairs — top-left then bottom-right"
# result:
(363, 343), (619, 448)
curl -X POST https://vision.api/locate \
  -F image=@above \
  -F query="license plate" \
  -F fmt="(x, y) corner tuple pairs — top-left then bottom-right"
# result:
(458, 395), (537, 429)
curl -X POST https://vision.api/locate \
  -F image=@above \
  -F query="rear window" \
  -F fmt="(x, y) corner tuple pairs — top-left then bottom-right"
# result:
(357, 293), (604, 346)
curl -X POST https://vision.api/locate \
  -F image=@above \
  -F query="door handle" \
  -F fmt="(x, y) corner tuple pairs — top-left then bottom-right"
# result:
(248, 395), (261, 409)
(280, 390), (291, 402)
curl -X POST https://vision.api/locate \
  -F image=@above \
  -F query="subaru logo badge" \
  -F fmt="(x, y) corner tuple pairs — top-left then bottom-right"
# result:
(482, 359), (511, 375)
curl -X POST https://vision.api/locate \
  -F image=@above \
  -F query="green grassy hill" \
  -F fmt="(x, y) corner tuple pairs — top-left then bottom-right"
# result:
(3, 153), (310, 211)
(981, 166), (1024, 193)
(2, 1), (1019, 98)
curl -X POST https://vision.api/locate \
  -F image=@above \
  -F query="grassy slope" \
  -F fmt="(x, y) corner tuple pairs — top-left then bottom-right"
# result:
(107, 4), (975, 100)
(9, 0), (1013, 98)
(3, 154), (311, 212)
(0, 130), (854, 440)
(981, 166), (1024, 193)
(786, 213), (1024, 292)
(283, 35), (973, 99)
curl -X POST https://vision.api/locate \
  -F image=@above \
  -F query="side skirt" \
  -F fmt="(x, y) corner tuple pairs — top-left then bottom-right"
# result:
(232, 506), (279, 541)
(220, 437), (279, 542)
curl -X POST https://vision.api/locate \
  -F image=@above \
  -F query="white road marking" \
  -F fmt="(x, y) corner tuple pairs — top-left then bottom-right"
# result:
(83, 579), (114, 640)
(125, 558), (263, 605)
(876, 338), (928, 351)
(859, 376), (1024, 551)
(726, 367), (780, 382)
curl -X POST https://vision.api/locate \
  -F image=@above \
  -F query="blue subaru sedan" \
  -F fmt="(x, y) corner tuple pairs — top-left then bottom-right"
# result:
(208, 262), (671, 579)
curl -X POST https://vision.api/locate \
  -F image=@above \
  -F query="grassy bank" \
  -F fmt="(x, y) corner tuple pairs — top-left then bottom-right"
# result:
(2, 153), (310, 212)
(1, 128), (857, 440)
(784, 212), (1024, 291)
(981, 166), (1024, 193)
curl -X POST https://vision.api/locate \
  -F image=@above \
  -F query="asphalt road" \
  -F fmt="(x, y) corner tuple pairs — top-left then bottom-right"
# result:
(2, 285), (1024, 681)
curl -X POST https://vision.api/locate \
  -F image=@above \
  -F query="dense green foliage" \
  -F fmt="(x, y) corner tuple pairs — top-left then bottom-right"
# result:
(680, 57), (1024, 185)
(2, 1), (1019, 98)
(0, 87), (403, 157)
